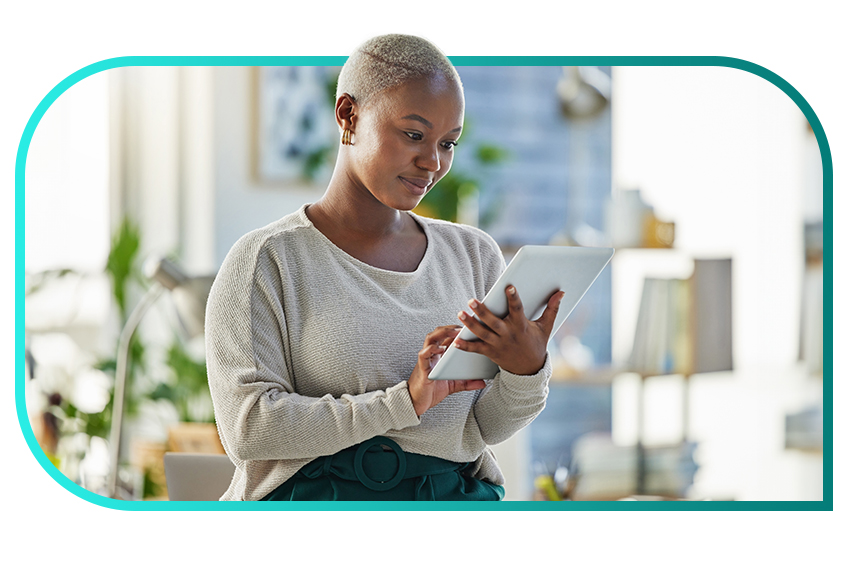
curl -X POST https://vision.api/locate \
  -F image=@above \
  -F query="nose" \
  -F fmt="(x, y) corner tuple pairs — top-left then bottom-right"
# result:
(416, 144), (440, 173)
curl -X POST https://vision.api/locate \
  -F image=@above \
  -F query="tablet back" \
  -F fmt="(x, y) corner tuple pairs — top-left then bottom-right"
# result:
(428, 245), (614, 380)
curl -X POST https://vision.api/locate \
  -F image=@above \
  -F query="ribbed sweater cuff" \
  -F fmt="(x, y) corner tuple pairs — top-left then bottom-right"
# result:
(385, 380), (421, 429)
(496, 353), (552, 397)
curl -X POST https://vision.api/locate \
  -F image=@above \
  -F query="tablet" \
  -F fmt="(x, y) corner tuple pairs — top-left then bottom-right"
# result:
(428, 245), (614, 380)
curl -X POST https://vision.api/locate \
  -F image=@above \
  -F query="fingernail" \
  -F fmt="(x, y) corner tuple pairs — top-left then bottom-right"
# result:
(508, 286), (516, 295)
(458, 311), (467, 320)
(468, 299), (479, 308)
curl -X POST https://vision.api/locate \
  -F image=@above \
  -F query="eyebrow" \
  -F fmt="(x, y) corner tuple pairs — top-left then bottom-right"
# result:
(401, 114), (463, 134)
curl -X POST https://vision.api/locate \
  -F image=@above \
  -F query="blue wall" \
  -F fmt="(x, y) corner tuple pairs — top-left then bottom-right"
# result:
(455, 66), (614, 482)
(454, 65), (613, 364)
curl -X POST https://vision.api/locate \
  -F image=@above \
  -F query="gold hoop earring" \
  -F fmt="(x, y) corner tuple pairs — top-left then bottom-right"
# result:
(341, 129), (354, 146)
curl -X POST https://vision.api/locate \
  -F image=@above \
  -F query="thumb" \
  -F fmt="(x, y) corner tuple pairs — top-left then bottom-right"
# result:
(449, 379), (487, 394)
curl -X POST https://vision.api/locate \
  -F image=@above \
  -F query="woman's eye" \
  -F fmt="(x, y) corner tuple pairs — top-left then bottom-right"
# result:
(442, 141), (458, 150)
(405, 132), (423, 141)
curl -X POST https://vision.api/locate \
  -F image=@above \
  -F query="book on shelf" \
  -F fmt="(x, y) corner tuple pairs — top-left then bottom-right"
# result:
(691, 258), (733, 374)
(785, 403), (823, 452)
(799, 264), (823, 375)
(628, 258), (732, 376)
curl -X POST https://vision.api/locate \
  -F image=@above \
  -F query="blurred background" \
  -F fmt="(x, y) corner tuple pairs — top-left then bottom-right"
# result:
(23, 64), (824, 501)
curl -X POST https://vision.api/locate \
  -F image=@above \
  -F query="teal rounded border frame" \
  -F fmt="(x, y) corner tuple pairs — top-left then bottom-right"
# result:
(15, 56), (833, 512)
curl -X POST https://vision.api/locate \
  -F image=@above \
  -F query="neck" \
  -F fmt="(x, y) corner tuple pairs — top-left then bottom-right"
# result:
(309, 169), (411, 239)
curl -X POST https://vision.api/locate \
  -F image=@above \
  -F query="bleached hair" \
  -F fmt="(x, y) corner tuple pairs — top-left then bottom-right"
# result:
(336, 34), (463, 105)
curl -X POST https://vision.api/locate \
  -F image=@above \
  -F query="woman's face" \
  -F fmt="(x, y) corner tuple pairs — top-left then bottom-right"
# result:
(345, 74), (465, 211)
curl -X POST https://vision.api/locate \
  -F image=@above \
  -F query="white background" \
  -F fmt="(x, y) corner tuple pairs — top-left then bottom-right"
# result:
(3, 1), (843, 563)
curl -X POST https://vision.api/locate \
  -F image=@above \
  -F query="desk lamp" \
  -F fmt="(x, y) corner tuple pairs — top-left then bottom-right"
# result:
(555, 66), (612, 247)
(556, 66), (611, 120)
(106, 257), (214, 499)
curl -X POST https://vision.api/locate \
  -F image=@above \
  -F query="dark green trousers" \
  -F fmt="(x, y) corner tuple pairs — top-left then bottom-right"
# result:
(261, 436), (505, 501)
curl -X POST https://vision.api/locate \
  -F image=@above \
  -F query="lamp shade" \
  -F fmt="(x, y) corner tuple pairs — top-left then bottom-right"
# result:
(628, 258), (733, 376)
(144, 257), (214, 339)
(170, 276), (215, 339)
(557, 66), (611, 120)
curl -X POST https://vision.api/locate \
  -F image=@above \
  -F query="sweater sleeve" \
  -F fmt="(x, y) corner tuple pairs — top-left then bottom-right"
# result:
(205, 237), (421, 462)
(472, 355), (552, 445)
(466, 235), (552, 446)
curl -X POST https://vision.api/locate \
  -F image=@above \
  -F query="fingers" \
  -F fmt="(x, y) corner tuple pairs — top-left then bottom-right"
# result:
(456, 289), (517, 353)
(424, 325), (462, 348)
(467, 297), (508, 331)
(452, 333), (492, 357)
(439, 330), (461, 347)
(463, 286), (524, 331)
(418, 343), (446, 365)
(505, 285), (525, 316)
(536, 290), (565, 335)
(454, 288), (566, 355)
(457, 309), (498, 342)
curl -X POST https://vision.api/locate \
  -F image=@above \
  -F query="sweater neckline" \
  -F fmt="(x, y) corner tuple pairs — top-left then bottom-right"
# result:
(296, 204), (432, 277)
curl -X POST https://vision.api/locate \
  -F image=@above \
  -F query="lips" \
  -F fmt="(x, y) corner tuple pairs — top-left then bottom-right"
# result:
(399, 176), (431, 196)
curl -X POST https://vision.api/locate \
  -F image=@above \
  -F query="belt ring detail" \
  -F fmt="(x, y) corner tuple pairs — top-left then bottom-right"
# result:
(354, 436), (407, 492)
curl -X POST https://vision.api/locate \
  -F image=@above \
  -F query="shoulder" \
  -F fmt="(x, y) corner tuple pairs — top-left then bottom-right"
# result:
(215, 206), (314, 290)
(413, 215), (505, 290)
(224, 206), (314, 264)
(414, 214), (503, 264)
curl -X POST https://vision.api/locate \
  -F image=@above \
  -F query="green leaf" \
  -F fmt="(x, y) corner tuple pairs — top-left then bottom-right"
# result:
(476, 144), (509, 165)
(302, 146), (332, 182)
(25, 268), (76, 296)
(325, 68), (341, 106)
(105, 217), (142, 321)
(160, 339), (212, 422)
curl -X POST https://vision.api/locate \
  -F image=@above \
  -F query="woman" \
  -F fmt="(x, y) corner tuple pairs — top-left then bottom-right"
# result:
(205, 34), (564, 501)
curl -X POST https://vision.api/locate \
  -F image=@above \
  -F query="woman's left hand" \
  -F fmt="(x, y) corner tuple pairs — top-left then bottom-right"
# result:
(454, 286), (565, 376)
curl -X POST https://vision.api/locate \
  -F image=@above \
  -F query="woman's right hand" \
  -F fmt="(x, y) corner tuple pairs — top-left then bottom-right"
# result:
(407, 325), (487, 417)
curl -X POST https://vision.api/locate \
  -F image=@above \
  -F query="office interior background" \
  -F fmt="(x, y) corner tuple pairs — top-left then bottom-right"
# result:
(23, 64), (825, 502)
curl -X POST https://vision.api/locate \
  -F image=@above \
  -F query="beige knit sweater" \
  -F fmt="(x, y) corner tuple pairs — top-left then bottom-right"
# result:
(205, 204), (551, 501)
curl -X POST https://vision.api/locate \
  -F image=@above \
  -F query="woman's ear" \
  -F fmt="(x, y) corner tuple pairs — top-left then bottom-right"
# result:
(335, 93), (356, 132)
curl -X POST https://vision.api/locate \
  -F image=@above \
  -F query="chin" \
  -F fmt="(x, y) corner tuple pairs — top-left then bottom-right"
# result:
(397, 200), (421, 212)
(384, 196), (423, 212)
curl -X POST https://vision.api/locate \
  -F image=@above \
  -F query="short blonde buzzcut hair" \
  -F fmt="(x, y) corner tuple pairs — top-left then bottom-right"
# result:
(336, 34), (463, 105)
